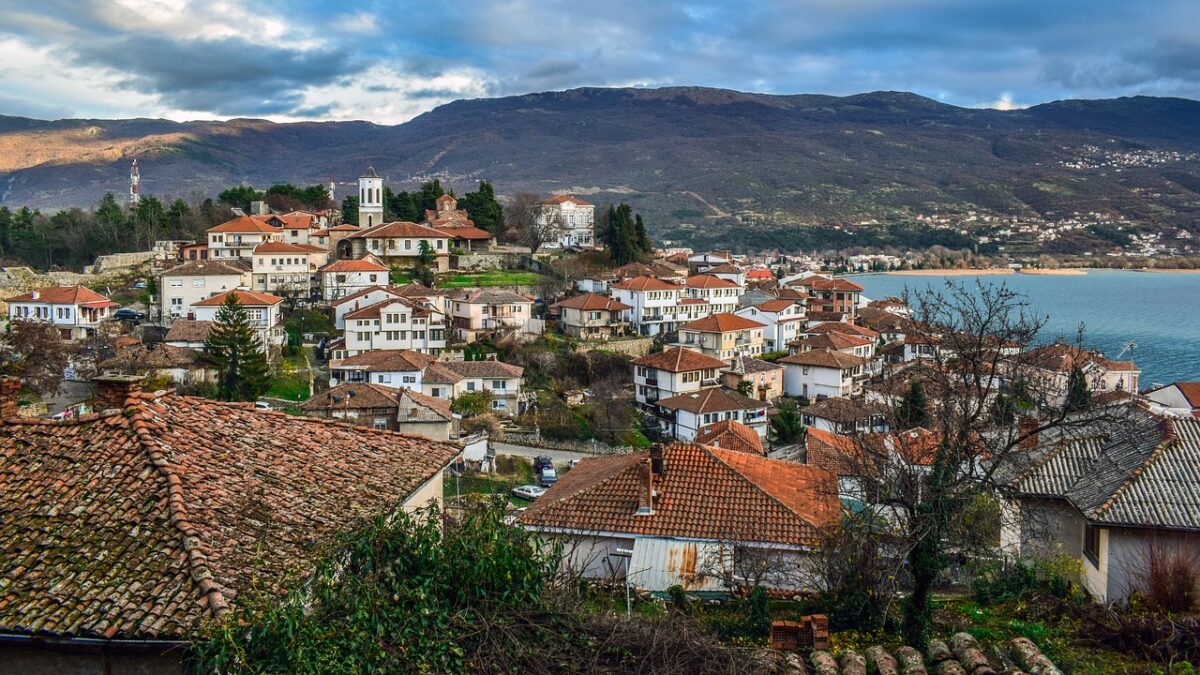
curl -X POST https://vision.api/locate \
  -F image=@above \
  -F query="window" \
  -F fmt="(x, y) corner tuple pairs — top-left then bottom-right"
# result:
(404, 240), (412, 250)
(192, 279), (205, 288)
(377, 373), (392, 383)
(430, 387), (442, 397)
(402, 375), (417, 384)
(372, 418), (388, 430)
(466, 382), (476, 391)
(1083, 525), (1100, 566)
(491, 380), (507, 390)
(170, 279), (183, 287)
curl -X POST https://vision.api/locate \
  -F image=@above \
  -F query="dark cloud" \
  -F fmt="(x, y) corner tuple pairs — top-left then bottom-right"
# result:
(69, 35), (351, 114)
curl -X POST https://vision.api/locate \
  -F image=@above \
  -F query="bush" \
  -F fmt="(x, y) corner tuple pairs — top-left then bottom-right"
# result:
(972, 556), (1079, 605)
(1132, 542), (1200, 614)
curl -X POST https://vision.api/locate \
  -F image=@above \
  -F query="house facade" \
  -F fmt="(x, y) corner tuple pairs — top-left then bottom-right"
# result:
(655, 387), (769, 441)
(779, 349), (870, 399)
(159, 259), (249, 322)
(250, 241), (327, 298)
(6, 286), (117, 340)
(346, 221), (451, 271)
(189, 289), (286, 348)
(550, 292), (632, 340)
(537, 195), (595, 249)
(735, 299), (807, 352)
(631, 347), (726, 406)
(676, 313), (766, 362)
(342, 299), (447, 356)
(448, 289), (534, 342)
(609, 275), (688, 336)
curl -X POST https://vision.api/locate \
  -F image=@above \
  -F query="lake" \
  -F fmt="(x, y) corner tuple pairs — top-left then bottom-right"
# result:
(851, 270), (1200, 386)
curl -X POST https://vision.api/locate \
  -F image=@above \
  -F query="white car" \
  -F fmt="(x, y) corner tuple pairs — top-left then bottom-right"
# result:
(511, 485), (548, 501)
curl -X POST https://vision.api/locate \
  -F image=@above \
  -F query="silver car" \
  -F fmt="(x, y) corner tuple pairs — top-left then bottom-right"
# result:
(511, 485), (548, 501)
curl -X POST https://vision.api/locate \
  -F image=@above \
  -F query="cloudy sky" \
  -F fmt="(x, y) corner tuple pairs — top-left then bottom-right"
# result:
(1, 0), (1197, 124)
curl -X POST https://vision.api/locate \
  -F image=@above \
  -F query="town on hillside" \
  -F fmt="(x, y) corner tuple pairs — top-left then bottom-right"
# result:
(2, 168), (1198, 673)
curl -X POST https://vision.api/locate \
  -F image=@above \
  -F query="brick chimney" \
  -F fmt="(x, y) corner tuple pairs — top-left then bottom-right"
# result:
(635, 458), (654, 516)
(1018, 416), (1040, 451)
(93, 374), (143, 411)
(649, 443), (664, 476)
(1, 376), (21, 420)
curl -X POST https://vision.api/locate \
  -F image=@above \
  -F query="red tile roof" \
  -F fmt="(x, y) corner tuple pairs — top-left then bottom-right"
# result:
(162, 259), (249, 277)
(164, 319), (213, 343)
(746, 269), (774, 280)
(343, 297), (420, 320)
(550, 293), (633, 312)
(798, 276), (864, 292)
(0, 388), (460, 640)
(1023, 343), (1140, 373)
(801, 332), (872, 351)
(348, 221), (450, 239)
(331, 285), (403, 307)
(779, 348), (869, 369)
(432, 225), (493, 240)
(609, 275), (682, 292)
(686, 274), (741, 289)
(694, 420), (765, 455)
(754, 299), (800, 312)
(192, 289), (283, 307)
(207, 216), (279, 234)
(806, 321), (879, 340)
(542, 195), (593, 206)
(6, 285), (115, 307)
(333, 350), (437, 372)
(320, 258), (390, 273)
(656, 387), (766, 414)
(518, 443), (838, 546)
(631, 347), (726, 373)
(680, 312), (766, 333)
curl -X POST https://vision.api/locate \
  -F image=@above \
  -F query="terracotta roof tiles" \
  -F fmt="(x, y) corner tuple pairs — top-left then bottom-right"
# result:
(694, 420), (765, 455)
(631, 347), (726, 373)
(680, 312), (765, 333)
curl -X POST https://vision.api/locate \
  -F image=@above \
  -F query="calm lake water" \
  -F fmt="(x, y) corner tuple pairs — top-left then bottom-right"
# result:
(852, 270), (1200, 386)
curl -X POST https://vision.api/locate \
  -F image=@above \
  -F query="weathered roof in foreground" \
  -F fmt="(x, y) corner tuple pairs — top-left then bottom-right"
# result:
(0, 389), (460, 641)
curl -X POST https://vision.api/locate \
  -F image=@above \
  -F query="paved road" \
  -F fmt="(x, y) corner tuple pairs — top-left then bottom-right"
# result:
(492, 441), (593, 464)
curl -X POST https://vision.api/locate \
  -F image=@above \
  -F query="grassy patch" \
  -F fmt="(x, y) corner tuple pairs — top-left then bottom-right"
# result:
(446, 454), (536, 507)
(267, 352), (311, 401)
(439, 271), (546, 288)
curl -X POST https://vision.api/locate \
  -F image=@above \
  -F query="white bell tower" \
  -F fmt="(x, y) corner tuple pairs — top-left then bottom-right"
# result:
(358, 167), (383, 228)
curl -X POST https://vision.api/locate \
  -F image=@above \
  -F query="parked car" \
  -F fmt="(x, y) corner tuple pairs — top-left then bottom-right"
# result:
(254, 400), (274, 410)
(113, 308), (145, 321)
(511, 485), (547, 501)
(133, 280), (147, 289)
(539, 467), (559, 488)
(533, 455), (554, 472)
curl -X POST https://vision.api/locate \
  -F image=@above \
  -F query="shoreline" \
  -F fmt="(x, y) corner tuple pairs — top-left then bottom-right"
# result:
(882, 268), (1014, 277)
(1018, 268), (1087, 276)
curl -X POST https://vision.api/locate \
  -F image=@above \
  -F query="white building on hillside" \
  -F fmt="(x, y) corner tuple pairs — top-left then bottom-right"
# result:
(537, 195), (595, 249)
(6, 286), (117, 340)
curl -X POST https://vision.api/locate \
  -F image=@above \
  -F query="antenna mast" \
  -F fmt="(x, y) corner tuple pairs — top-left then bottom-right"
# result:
(129, 159), (140, 206)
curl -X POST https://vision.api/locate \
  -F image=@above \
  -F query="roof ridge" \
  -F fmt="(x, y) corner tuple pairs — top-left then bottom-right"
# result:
(125, 396), (231, 620)
(1091, 422), (1176, 518)
(698, 443), (825, 533)
(531, 453), (646, 513)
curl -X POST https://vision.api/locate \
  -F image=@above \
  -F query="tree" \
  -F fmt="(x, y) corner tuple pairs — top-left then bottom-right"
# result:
(203, 294), (271, 402)
(417, 240), (436, 267)
(341, 195), (359, 226)
(600, 203), (649, 265)
(132, 196), (167, 250)
(1065, 366), (1092, 412)
(451, 389), (493, 417)
(833, 281), (1119, 647)
(769, 403), (805, 444)
(416, 179), (447, 215)
(387, 189), (420, 222)
(218, 185), (263, 211)
(896, 380), (930, 429)
(0, 320), (78, 395)
(92, 192), (127, 254)
(504, 192), (552, 252)
(458, 180), (504, 232)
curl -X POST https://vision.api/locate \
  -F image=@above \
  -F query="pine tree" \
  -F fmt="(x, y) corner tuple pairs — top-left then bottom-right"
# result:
(204, 294), (272, 402)
(458, 181), (504, 231)
(896, 380), (930, 429)
(341, 196), (359, 225)
(1065, 366), (1092, 412)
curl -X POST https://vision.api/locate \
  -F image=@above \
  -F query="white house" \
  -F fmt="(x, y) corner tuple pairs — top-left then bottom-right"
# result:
(5, 285), (117, 340)
(518, 443), (840, 594)
(684, 274), (741, 315)
(735, 299), (807, 352)
(779, 348), (870, 399)
(1142, 382), (1200, 417)
(448, 289), (534, 343)
(332, 285), (404, 329)
(342, 298), (447, 356)
(251, 241), (327, 298)
(549, 292), (632, 340)
(159, 259), (249, 322)
(800, 397), (886, 435)
(537, 195), (595, 249)
(630, 347), (727, 406)
(427, 359), (527, 416)
(190, 289), (286, 348)
(654, 387), (769, 441)
(1019, 343), (1140, 404)
(206, 216), (283, 259)
(319, 257), (391, 301)
(346, 221), (451, 271)
(329, 349), (436, 388)
(675, 312), (766, 362)
(609, 275), (689, 336)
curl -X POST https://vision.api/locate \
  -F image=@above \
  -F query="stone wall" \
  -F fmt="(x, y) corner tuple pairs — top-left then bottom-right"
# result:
(500, 433), (634, 456)
(452, 252), (510, 271)
(92, 250), (158, 273)
(575, 337), (654, 358)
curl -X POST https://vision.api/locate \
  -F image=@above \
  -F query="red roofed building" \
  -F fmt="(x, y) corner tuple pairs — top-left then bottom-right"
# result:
(206, 216), (284, 259)
(778, 348), (870, 399)
(549, 292), (632, 340)
(518, 443), (839, 593)
(6, 285), (117, 340)
(346, 221), (452, 271)
(676, 312), (767, 362)
(190, 290), (286, 348)
(537, 195), (595, 249)
(318, 255), (391, 301)
(631, 347), (727, 407)
(249, 241), (328, 298)
(685, 274), (742, 315)
(1018, 342), (1140, 405)
(1143, 382), (1200, 417)
(609, 275), (691, 336)
(735, 298), (808, 352)
(694, 419), (766, 456)
(792, 275), (864, 317)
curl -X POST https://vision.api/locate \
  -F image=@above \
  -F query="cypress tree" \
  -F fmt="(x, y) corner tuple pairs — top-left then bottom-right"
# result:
(204, 294), (272, 402)
(1065, 366), (1092, 412)
(897, 380), (930, 429)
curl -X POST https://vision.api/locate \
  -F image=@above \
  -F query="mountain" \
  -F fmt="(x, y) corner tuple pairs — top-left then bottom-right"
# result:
(3, 87), (1200, 246)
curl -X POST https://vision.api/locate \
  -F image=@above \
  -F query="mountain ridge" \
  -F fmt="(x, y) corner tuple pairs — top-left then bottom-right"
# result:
(3, 86), (1200, 241)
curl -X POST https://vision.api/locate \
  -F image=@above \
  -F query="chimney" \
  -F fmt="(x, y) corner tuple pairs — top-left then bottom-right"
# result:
(1018, 416), (1040, 450)
(1, 376), (21, 420)
(649, 443), (664, 476)
(635, 459), (654, 516)
(93, 374), (143, 411)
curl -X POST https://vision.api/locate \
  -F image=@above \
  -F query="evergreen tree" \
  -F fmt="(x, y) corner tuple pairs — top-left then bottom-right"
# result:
(600, 203), (650, 265)
(0, 207), (11, 257)
(218, 185), (263, 211)
(633, 213), (652, 256)
(204, 294), (272, 402)
(896, 380), (930, 429)
(458, 180), (504, 231)
(1065, 366), (1092, 412)
(167, 198), (191, 235)
(416, 179), (446, 215)
(341, 196), (359, 225)
(770, 404), (806, 444)
(417, 240), (436, 266)
(388, 190), (420, 222)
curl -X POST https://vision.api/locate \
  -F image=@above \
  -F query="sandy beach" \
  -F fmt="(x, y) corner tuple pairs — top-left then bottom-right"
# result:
(883, 268), (1015, 277)
(1134, 267), (1200, 274)
(1018, 268), (1087, 276)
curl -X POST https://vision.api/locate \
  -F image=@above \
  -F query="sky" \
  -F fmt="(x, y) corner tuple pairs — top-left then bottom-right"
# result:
(1, 0), (1198, 124)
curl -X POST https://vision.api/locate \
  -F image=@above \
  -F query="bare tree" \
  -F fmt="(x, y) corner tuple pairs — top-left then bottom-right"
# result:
(822, 280), (1123, 645)
(0, 320), (80, 395)
(504, 192), (555, 253)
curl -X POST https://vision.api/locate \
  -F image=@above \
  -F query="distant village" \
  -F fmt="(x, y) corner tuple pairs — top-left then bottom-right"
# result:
(2, 166), (1198, 673)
